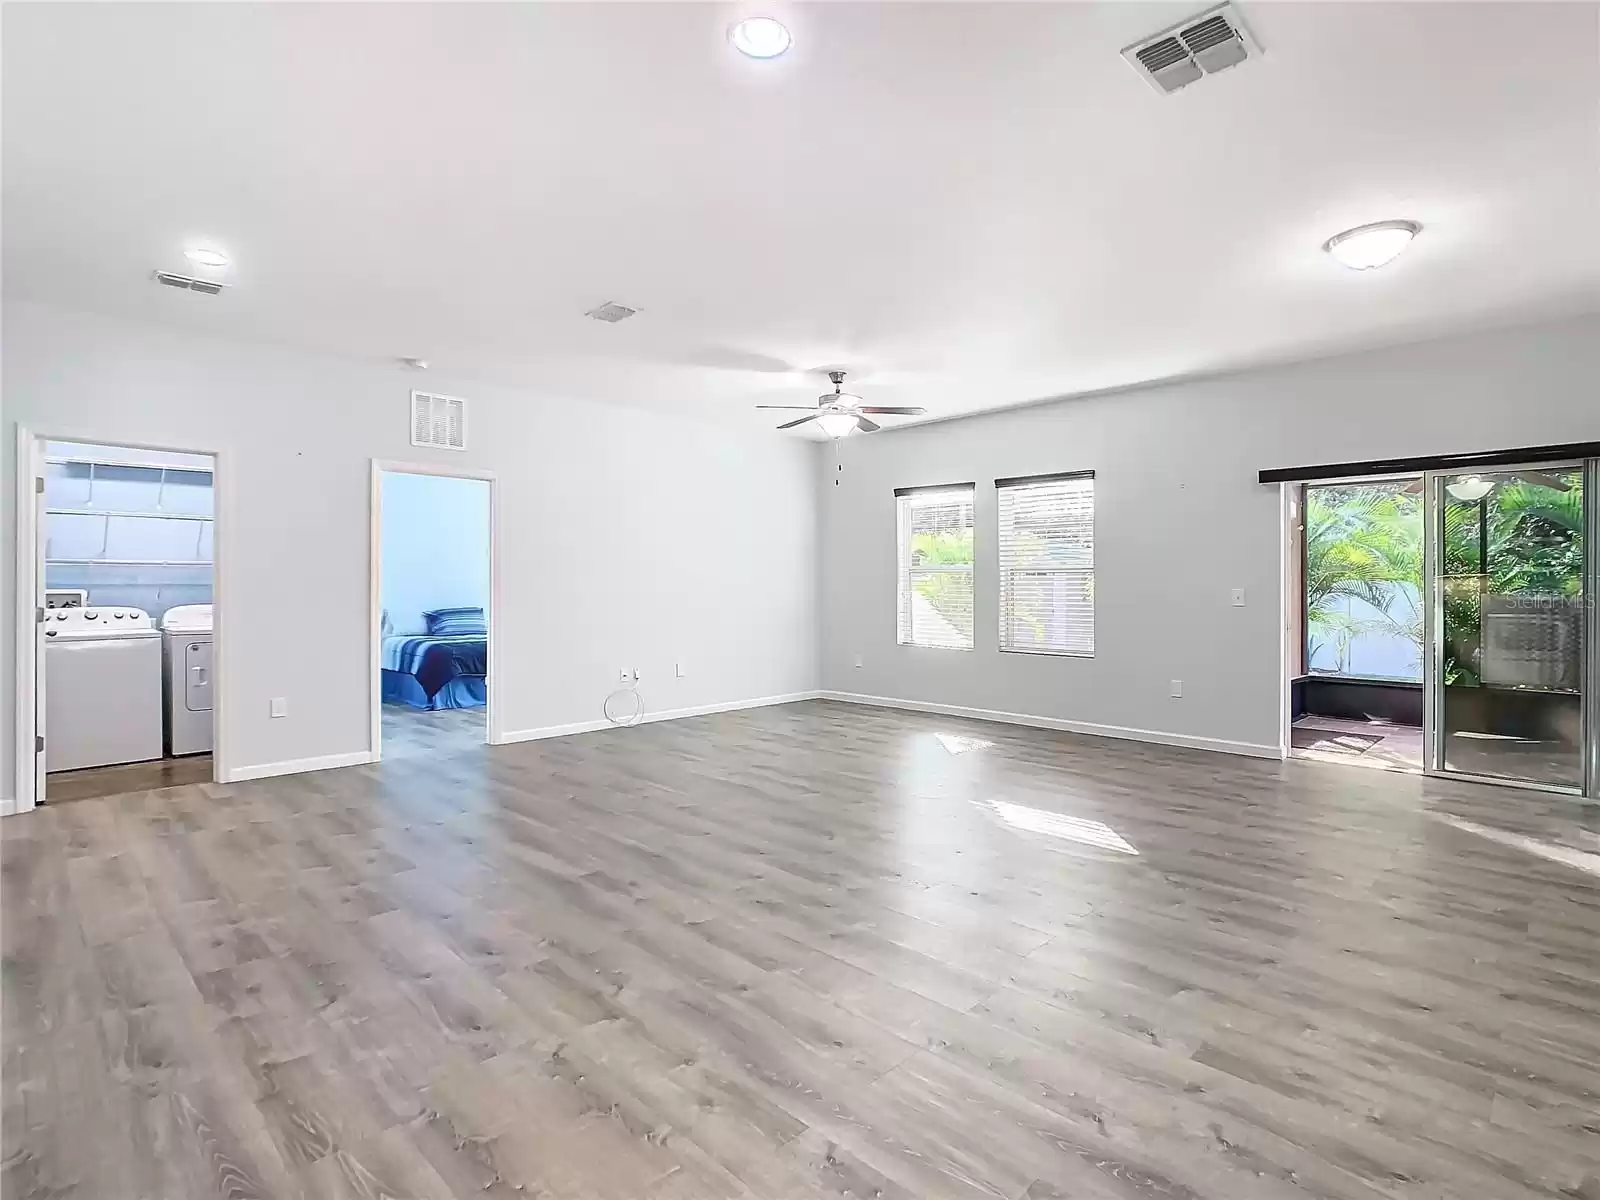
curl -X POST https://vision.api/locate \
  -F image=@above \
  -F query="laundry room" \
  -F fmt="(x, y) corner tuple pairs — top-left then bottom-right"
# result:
(39, 439), (215, 802)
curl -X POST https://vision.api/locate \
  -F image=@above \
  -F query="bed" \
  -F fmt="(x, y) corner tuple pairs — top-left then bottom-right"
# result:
(381, 606), (487, 710)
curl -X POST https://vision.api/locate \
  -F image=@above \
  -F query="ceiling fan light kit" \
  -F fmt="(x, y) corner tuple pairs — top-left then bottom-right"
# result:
(756, 370), (927, 436)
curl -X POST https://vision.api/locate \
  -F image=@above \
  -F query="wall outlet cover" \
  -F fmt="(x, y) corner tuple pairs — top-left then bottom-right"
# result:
(270, 697), (288, 718)
(1169, 680), (1183, 698)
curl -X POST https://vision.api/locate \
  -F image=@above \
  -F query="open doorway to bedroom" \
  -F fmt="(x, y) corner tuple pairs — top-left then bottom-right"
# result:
(374, 466), (493, 761)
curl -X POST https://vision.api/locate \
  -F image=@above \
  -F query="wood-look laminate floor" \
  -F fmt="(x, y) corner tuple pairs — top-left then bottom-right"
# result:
(380, 703), (487, 762)
(45, 752), (213, 804)
(5, 699), (1599, 1200)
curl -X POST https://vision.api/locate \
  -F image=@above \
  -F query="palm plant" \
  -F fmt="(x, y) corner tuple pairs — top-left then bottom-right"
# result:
(1304, 486), (1422, 676)
(1440, 473), (1584, 684)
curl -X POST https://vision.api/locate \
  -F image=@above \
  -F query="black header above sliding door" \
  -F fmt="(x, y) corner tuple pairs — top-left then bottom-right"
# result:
(1259, 441), (1600, 485)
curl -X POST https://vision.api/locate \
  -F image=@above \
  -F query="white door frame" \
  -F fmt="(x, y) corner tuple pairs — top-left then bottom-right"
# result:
(10, 426), (229, 813)
(369, 460), (502, 760)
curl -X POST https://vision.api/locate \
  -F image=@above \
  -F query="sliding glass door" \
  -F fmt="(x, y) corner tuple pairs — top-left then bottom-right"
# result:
(1426, 462), (1591, 792)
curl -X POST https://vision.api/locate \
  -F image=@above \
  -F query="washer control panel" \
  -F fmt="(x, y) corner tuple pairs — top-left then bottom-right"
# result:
(43, 606), (155, 637)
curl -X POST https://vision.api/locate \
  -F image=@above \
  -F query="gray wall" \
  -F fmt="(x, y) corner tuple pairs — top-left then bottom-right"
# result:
(3, 301), (820, 790)
(817, 315), (1600, 754)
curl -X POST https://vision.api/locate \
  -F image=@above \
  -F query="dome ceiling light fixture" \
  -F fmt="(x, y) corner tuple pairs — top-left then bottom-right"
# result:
(183, 245), (230, 270)
(730, 16), (792, 59)
(1322, 219), (1422, 271)
(1446, 475), (1494, 503)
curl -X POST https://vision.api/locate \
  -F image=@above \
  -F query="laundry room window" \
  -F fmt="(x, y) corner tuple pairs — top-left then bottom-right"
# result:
(43, 442), (215, 619)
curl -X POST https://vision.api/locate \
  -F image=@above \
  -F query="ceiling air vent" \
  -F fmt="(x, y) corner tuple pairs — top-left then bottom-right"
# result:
(1123, 3), (1261, 95)
(411, 390), (467, 451)
(153, 270), (228, 295)
(585, 301), (638, 323)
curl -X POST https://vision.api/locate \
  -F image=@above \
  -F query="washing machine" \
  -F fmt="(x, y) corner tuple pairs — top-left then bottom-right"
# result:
(161, 604), (213, 756)
(43, 607), (164, 772)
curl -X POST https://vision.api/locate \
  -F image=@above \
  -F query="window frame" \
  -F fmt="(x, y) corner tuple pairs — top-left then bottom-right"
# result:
(995, 470), (1095, 658)
(894, 482), (976, 651)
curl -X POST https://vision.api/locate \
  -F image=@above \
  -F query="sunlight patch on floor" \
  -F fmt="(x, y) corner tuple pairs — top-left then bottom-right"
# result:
(936, 732), (994, 755)
(981, 798), (1138, 855)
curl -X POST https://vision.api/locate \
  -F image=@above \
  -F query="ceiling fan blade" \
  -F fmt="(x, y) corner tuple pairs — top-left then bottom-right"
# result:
(855, 416), (881, 433)
(777, 414), (819, 430)
(855, 406), (926, 415)
(755, 405), (821, 410)
(1519, 470), (1572, 491)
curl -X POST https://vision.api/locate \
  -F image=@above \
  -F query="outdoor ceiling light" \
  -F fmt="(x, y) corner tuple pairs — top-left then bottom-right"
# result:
(184, 246), (230, 269)
(730, 16), (791, 59)
(1446, 476), (1494, 503)
(815, 411), (859, 439)
(1322, 220), (1421, 271)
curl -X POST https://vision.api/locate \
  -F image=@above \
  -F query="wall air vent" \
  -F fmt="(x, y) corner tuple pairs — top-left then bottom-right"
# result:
(585, 301), (638, 323)
(411, 390), (467, 451)
(153, 270), (228, 295)
(1123, 3), (1261, 95)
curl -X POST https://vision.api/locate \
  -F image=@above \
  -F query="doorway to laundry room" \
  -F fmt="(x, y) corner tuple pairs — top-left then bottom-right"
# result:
(36, 439), (217, 803)
(373, 465), (494, 762)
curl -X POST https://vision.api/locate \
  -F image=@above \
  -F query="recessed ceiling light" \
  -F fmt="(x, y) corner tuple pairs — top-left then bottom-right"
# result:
(730, 16), (791, 59)
(1322, 220), (1421, 271)
(184, 246), (230, 269)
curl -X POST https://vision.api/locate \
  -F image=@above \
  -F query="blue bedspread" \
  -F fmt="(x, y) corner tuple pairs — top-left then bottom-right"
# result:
(382, 634), (486, 705)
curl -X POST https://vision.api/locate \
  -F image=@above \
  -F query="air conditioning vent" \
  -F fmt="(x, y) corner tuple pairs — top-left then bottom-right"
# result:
(585, 301), (638, 323)
(1123, 3), (1261, 94)
(411, 390), (467, 451)
(153, 270), (230, 294)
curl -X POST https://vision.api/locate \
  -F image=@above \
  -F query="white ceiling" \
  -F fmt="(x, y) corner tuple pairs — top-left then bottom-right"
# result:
(4, 2), (1597, 432)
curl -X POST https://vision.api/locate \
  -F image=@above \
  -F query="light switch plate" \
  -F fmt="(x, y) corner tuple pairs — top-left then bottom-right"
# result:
(1170, 680), (1183, 698)
(270, 697), (288, 718)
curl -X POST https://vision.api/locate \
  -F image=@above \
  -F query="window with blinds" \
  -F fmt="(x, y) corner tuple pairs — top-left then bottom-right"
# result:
(895, 485), (975, 650)
(997, 472), (1094, 656)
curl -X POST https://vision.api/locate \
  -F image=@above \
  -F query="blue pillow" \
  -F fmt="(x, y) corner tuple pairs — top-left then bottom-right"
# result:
(424, 606), (486, 636)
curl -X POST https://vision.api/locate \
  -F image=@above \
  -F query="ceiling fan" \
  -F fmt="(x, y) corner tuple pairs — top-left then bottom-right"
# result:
(1399, 470), (1573, 498)
(757, 371), (926, 436)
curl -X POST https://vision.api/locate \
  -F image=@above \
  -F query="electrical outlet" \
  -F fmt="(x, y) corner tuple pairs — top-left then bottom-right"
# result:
(1230, 588), (1247, 607)
(1169, 680), (1183, 698)
(270, 697), (288, 718)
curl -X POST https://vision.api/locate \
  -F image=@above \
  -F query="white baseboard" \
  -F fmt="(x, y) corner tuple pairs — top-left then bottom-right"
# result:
(0, 795), (19, 818)
(222, 749), (377, 783)
(500, 690), (823, 745)
(819, 690), (1281, 760)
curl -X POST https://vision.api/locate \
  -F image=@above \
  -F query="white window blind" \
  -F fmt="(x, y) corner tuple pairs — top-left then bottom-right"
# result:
(896, 485), (975, 650)
(998, 472), (1094, 656)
